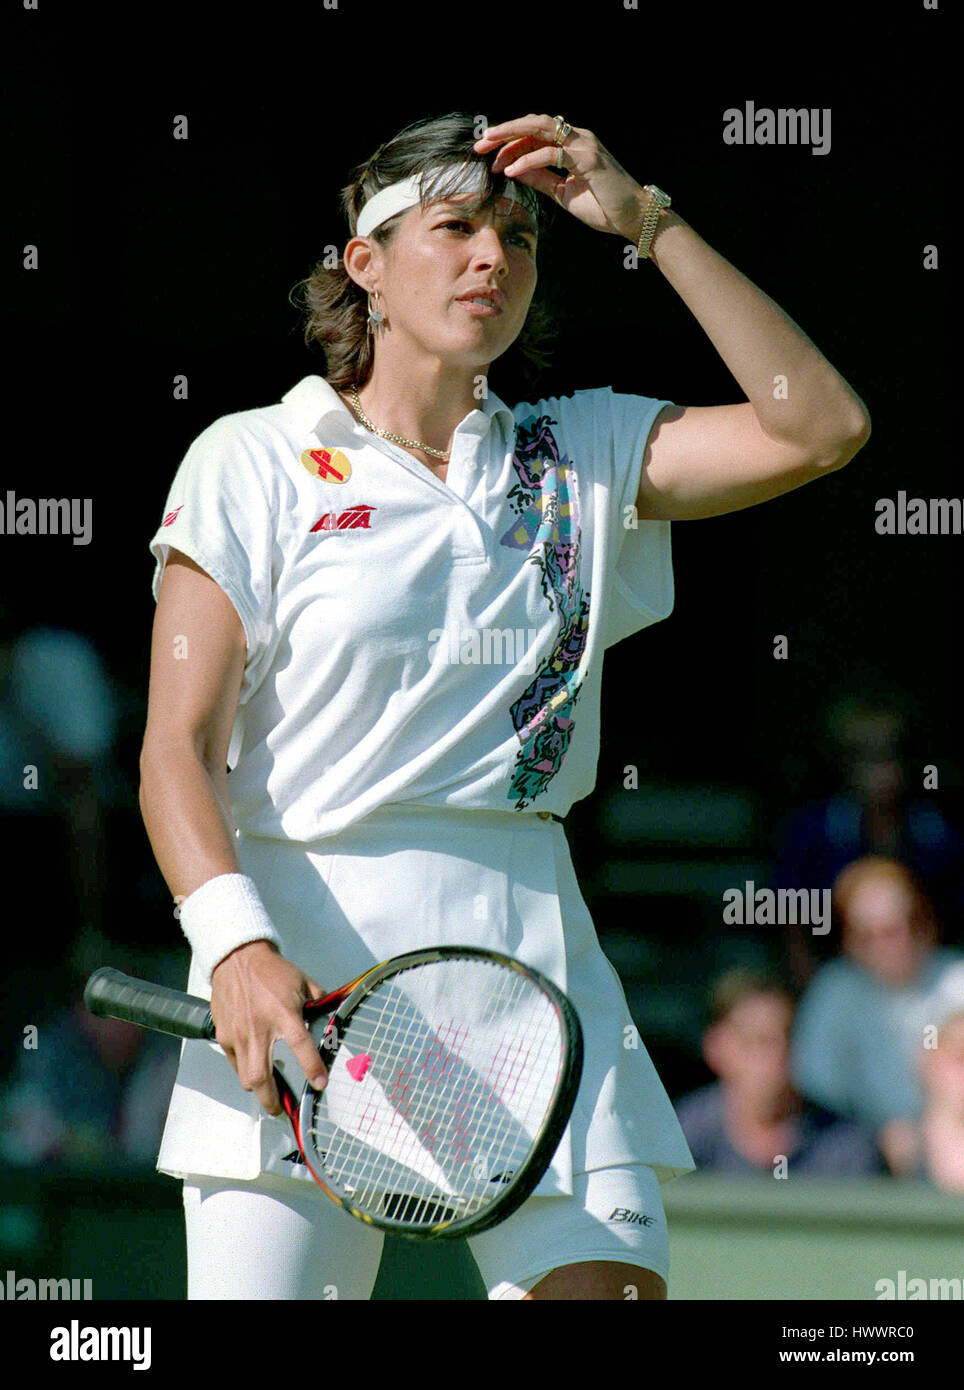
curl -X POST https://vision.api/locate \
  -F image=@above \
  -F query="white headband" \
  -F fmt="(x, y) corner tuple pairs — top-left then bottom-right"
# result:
(355, 162), (521, 238)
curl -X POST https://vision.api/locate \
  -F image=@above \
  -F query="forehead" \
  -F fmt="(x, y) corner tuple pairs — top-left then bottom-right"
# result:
(727, 993), (792, 1030)
(425, 192), (538, 229)
(847, 881), (916, 926)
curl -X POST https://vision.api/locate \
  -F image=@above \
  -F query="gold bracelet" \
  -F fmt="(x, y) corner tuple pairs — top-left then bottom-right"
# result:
(636, 185), (672, 260)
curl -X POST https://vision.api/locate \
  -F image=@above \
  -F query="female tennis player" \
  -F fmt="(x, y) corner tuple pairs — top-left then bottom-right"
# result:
(139, 111), (871, 1300)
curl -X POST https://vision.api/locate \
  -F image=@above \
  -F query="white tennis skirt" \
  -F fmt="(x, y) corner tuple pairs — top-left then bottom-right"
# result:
(157, 805), (695, 1196)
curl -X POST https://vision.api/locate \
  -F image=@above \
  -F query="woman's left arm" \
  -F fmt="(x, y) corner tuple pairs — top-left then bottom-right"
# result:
(475, 116), (872, 521)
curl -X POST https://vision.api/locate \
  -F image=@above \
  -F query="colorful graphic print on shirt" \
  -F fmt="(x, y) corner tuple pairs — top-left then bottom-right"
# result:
(500, 414), (590, 809)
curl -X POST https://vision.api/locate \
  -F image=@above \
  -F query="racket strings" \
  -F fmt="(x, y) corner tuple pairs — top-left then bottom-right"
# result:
(337, 1019), (555, 1221)
(306, 959), (565, 1225)
(320, 1011), (543, 1206)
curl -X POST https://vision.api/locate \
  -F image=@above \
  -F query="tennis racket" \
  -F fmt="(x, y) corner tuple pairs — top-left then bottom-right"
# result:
(84, 946), (582, 1240)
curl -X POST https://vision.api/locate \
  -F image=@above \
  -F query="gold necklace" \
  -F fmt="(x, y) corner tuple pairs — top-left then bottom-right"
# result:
(347, 385), (450, 461)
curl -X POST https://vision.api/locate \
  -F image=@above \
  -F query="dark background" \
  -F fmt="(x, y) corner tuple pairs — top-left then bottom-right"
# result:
(4, 0), (956, 1096)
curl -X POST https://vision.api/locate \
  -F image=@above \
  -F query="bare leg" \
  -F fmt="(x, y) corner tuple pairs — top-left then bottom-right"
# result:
(525, 1260), (667, 1301)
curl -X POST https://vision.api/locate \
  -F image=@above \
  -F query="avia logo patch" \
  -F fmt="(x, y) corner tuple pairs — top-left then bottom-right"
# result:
(608, 1208), (655, 1227)
(311, 504), (376, 533)
(162, 505), (184, 527)
(300, 447), (352, 484)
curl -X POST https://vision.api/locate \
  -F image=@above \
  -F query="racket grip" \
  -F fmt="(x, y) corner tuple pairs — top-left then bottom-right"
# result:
(84, 967), (216, 1040)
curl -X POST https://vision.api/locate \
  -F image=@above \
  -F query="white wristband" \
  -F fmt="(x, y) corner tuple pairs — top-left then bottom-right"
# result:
(176, 873), (282, 985)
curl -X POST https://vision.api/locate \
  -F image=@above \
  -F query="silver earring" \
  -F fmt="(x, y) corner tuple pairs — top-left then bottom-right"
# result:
(367, 290), (384, 334)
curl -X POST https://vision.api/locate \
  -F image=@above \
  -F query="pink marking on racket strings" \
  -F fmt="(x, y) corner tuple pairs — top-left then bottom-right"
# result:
(420, 1119), (440, 1155)
(346, 1053), (372, 1082)
(484, 1038), (531, 1105)
(356, 1101), (380, 1137)
(389, 1059), (415, 1105)
(422, 1019), (470, 1084)
(448, 1086), (476, 1161)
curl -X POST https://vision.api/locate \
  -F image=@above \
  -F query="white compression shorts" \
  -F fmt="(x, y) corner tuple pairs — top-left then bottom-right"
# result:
(182, 1163), (670, 1301)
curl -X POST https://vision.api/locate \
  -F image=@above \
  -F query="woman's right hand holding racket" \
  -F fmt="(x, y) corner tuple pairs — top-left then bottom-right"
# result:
(210, 941), (328, 1116)
(87, 948), (583, 1237)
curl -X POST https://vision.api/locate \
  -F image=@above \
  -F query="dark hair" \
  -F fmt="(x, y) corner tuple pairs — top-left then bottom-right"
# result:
(707, 968), (796, 1027)
(290, 112), (557, 394)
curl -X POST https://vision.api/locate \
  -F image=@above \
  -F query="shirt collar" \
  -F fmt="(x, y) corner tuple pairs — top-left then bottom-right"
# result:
(281, 375), (516, 442)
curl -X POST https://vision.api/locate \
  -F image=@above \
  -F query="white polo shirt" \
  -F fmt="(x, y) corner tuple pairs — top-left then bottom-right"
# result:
(149, 375), (675, 840)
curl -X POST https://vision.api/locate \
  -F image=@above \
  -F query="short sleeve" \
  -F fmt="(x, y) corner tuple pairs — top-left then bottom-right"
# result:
(597, 388), (676, 649)
(148, 416), (276, 666)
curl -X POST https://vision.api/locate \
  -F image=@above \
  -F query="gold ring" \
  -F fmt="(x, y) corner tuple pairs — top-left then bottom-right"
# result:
(553, 115), (572, 146)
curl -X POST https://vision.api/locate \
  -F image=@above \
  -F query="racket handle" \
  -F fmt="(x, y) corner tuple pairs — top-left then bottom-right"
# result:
(84, 967), (216, 1040)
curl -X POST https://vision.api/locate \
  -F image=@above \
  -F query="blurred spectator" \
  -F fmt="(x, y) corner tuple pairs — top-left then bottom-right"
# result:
(0, 626), (121, 951)
(0, 624), (130, 1073)
(913, 1007), (964, 1192)
(0, 983), (179, 1167)
(675, 968), (884, 1176)
(789, 856), (964, 1172)
(772, 691), (964, 987)
(859, 1004), (964, 1192)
